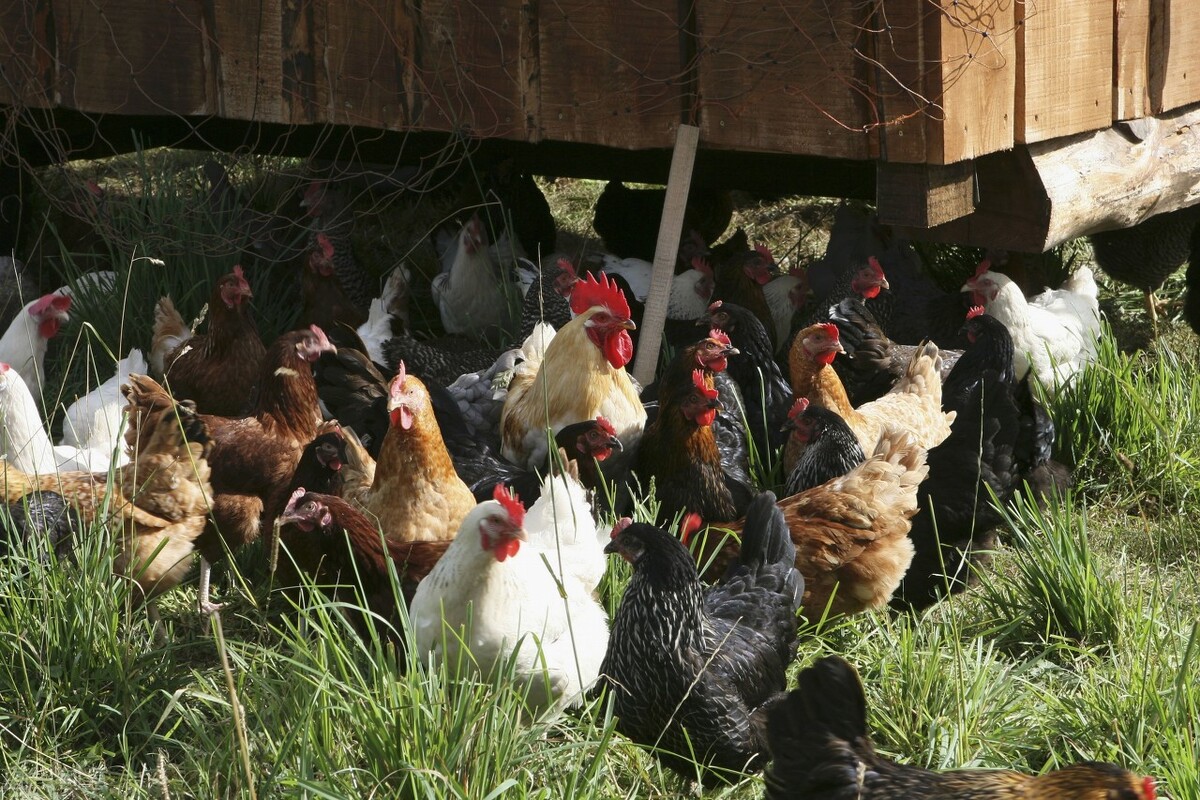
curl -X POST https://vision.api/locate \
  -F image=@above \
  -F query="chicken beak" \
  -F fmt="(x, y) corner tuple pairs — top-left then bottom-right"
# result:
(514, 527), (529, 543)
(619, 319), (637, 331)
(724, 346), (740, 357)
(878, 277), (890, 291)
(835, 341), (846, 354)
(608, 435), (624, 453)
(603, 539), (622, 556)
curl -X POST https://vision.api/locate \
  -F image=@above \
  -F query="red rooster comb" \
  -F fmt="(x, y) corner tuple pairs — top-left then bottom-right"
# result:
(391, 360), (408, 395)
(610, 517), (633, 539)
(867, 256), (885, 276)
(317, 232), (334, 258)
(284, 487), (307, 516)
(556, 257), (578, 279)
(30, 293), (72, 316)
(493, 484), (526, 528)
(818, 322), (840, 340)
(966, 305), (986, 320)
(691, 256), (713, 276)
(788, 397), (810, 420)
(709, 328), (731, 347)
(707, 300), (724, 313)
(595, 415), (617, 436)
(1143, 776), (1157, 800)
(974, 258), (992, 277)
(233, 265), (246, 280)
(570, 271), (631, 318)
(307, 324), (332, 350)
(679, 513), (703, 546)
(754, 243), (774, 262)
(692, 369), (719, 400)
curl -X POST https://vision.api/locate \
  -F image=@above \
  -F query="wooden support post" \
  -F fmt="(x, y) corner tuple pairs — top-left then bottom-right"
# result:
(632, 123), (699, 387)
(876, 161), (976, 228)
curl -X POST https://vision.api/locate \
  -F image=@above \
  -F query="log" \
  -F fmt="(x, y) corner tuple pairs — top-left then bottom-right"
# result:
(897, 101), (1200, 251)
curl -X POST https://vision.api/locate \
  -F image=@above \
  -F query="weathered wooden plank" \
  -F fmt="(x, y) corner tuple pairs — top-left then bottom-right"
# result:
(899, 104), (1200, 251)
(204, 0), (285, 124)
(1114, 0), (1151, 120)
(1015, 0), (1112, 144)
(0, 2), (57, 107)
(317, 0), (416, 130)
(1150, 0), (1200, 113)
(876, 160), (975, 227)
(48, 0), (210, 117)
(930, 0), (1017, 162)
(696, 0), (870, 159)
(537, 0), (682, 149)
(867, 0), (928, 163)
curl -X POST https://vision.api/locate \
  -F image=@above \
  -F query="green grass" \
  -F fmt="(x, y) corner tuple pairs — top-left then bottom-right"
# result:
(4, 155), (1200, 798)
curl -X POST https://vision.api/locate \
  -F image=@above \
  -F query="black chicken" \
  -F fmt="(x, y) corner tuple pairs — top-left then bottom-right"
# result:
(828, 297), (961, 406)
(1, 492), (79, 565)
(1088, 204), (1200, 330)
(600, 491), (804, 780)
(766, 655), (1157, 800)
(699, 300), (794, 464)
(892, 370), (1020, 611)
(781, 399), (866, 499)
(592, 180), (733, 263)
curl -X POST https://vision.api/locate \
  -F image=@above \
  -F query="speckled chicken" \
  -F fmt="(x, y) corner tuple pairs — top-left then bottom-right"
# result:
(598, 492), (803, 780)
(766, 655), (1157, 800)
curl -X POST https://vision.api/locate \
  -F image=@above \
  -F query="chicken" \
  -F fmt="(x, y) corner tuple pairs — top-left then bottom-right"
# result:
(789, 323), (955, 457)
(699, 428), (927, 617)
(156, 266), (267, 417)
(59, 347), (148, 462)
(0, 292), (72, 401)
(581, 253), (714, 323)
(781, 398), (866, 499)
(710, 231), (778, 343)
(1, 491), (79, 565)
(1088, 204), (1200, 329)
(149, 296), (190, 378)
(275, 489), (449, 647)
(762, 262), (809, 348)
(345, 362), (477, 546)
(313, 346), (391, 457)
(300, 180), (375, 311)
(501, 272), (645, 471)
(766, 655), (1157, 800)
(1, 386), (213, 606)
(432, 214), (519, 340)
(482, 160), (557, 259)
(1186, 223), (1200, 336)
(298, 232), (369, 347)
(700, 300), (795, 462)
(285, 422), (347, 498)
(599, 491), (803, 780)
(941, 307), (1072, 507)
(410, 477), (610, 716)
(591, 180), (733, 262)
(962, 260), (1101, 391)
(799, 255), (890, 331)
(0, 362), (116, 474)
(128, 326), (336, 614)
(357, 267), (409, 367)
(828, 297), (961, 406)
(636, 368), (751, 525)
(892, 370), (1020, 611)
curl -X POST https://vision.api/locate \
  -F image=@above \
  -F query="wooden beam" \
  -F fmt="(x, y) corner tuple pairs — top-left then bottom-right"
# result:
(876, 161), (975, 228)
(1150, 0), (1200, 113)
(632, 124), (699, 387)
(897, 102), (1200, 251)
(1016, 0), (1112, 144)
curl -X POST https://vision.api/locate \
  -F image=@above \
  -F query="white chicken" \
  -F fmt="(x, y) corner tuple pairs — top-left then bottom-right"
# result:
(0, 362), (117, 474)
(591, 253), (715, 322)
(58, 348), (147, 463)
(432, 214), (519, 339)
(410, 474), (610, 717)
(356, 266), (410, 366)
(963, 261), (1101, 391)
(763, 264), (809, 348)
(0, 292), (72, 401)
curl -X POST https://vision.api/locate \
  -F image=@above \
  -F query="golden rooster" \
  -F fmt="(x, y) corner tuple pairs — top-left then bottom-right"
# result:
(500, 272), (646, 470)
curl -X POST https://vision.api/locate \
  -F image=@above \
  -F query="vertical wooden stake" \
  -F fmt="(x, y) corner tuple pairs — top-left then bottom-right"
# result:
(632, 123), (700, 387)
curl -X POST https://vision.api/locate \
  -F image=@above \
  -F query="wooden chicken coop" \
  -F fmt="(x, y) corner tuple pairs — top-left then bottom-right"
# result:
(2, 0), (1200, 253)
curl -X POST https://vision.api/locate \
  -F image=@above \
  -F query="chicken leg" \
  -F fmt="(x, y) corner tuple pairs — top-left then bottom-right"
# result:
(197, 557), (225, 615)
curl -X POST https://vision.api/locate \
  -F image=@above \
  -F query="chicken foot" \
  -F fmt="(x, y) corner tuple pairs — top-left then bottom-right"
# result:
(197, 557), (226, 615)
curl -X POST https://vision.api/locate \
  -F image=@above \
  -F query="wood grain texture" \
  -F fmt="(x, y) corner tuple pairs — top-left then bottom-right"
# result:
(1016, 0), (1112, 144)
(1150, 0), (1200, 113)
(695, 0), (871, 159)
(1114, 0), (1151, 120)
